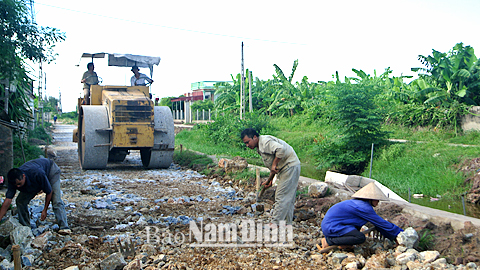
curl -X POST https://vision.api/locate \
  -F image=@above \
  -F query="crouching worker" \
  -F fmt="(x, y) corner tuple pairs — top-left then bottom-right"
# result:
(0, 158), (71, 235)
(321, 182), (403, 249)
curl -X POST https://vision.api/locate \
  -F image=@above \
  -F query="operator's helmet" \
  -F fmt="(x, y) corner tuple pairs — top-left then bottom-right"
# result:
(131, 66), (139, 71)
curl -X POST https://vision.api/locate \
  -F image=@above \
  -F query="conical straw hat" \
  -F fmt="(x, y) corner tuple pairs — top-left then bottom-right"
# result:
(351, 182), (389, 201)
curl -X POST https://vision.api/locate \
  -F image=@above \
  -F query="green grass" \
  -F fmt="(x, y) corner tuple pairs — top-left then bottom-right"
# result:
(365, 141), (479, 198)
(173, 149), (214, 168)
(175, 116), (329, 180)
(175, 118), (480, 198)
(383, 124), (480, 145)
(228, 168), (270, 186)
(28, 125), (52, 144)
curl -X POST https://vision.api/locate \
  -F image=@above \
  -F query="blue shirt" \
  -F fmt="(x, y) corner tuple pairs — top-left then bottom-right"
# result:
(6, 158), (53, 199)
(321, 199), (403, 241)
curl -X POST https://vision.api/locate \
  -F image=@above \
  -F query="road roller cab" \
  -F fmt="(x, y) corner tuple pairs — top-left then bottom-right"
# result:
(75, 53), (174, 170)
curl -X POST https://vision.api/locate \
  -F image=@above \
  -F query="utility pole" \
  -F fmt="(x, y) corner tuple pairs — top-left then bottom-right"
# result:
(249, 71), (253, 112)
(58, 88), (62, 114)
(38, 62), (43, 100)
(240, 42), (244, 120)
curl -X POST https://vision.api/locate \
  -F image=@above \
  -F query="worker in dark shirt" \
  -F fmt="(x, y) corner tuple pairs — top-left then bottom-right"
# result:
(321, 182), (403, 249)
(0, 158), (71, 234)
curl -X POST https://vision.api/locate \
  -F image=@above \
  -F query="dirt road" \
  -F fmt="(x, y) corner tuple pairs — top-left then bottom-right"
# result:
(22, 124), (480, 269)
(44, 124), (327, 269)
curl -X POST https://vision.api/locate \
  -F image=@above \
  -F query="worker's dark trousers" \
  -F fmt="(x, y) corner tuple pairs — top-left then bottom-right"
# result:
(15, 162), (69, 229)
(326, 229), (366, 246)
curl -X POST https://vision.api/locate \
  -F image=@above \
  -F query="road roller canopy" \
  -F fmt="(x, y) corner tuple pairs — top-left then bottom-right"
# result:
(81, 53), (161, 77)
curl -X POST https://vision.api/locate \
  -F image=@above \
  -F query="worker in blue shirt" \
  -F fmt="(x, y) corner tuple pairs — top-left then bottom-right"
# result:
(0, 158), (71, 235)
(321, 182), (403, 249)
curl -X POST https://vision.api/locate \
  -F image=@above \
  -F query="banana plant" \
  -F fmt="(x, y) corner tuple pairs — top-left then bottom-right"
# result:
(412, 43), (479, 106)
(266, 59), (319, 116)
(213, 74), (241, 114)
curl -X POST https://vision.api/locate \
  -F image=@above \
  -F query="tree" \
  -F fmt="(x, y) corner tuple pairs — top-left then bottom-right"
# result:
(313, 82), (388, 175)
(0, 0), (65, 123)
(412, 43), (479, 106)
(214, 75), (241, 114)
(159, 97), (174, 107)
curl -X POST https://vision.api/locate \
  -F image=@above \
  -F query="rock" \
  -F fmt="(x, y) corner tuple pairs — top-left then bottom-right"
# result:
(0, 217), (23, 235)
(385, 253), (396, 266)
(76, 234), (89, 244)
(218, 156), (247, 173)
(0, 258), (14, 270)
(237, 206), (248, 215)
(124, 259), (142, 270)
(64, 266), (80, 270)
(134, 254), (148, 264)
(140, 244), (156, 256)
(308, 182), (329, 198)
(331, 253), (348, 264)
(396, 227), (418, 249)
(406, 260), (424, 270)
(10, 225), (34, 249)
(310, 254), (322, 260)
(344, 261), (358, 270)
(21, 254), (34, 267)
(431, 258), (448, 268)
(152, 254), (167, 263)
(32, 231), (53, 249)
(95, 201), (108, 209)
(0, 248), (10, 262)
(364, 253), (388, 269)
(464, 233), (474, 241)
(395, 249), (418, 265)
(99, 252), (126, 270)
(419, 250), (439, 263)
(294, 209), (315, 221)
(46, 148), (57, 158)
(395, 245), (407, 254)
(136, 217), (148, 226)
(467, 262), (478, 270)
(466, 255), (480, 264)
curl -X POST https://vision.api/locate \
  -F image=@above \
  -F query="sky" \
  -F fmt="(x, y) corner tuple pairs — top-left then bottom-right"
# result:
(32, 0), (480, 112)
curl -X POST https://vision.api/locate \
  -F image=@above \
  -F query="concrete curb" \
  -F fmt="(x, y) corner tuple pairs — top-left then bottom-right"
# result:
(184, 152), (480, 231)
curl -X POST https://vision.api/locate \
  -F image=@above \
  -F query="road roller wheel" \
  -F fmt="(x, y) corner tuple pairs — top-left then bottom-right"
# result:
(141, 106), (175, 168)
(78, 106), (110, 169)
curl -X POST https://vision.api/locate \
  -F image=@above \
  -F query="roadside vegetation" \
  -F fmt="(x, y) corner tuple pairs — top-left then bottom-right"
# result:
(0, 0), (64, 167)
(12, 123), (53, 167)
(175, 42), (480, 201)
(58, 111), (78, 125)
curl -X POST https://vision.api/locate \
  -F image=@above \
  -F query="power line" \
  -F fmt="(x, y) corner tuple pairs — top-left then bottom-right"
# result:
(34, 2), (307, 46)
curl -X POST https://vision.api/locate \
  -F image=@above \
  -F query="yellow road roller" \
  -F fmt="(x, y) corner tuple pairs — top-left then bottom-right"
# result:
(74, 53), (174, 169)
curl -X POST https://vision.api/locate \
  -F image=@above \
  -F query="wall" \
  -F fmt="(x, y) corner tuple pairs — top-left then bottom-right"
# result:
(461, 106), (480, 131)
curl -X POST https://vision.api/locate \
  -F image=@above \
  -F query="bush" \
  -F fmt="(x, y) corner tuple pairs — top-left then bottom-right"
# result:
(13, 136), (44, 167)
(313, 83), (388, 175)
(60, 111), (78, 120)
(197, 112), (273, 149)
(28, 125), (52, 144)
